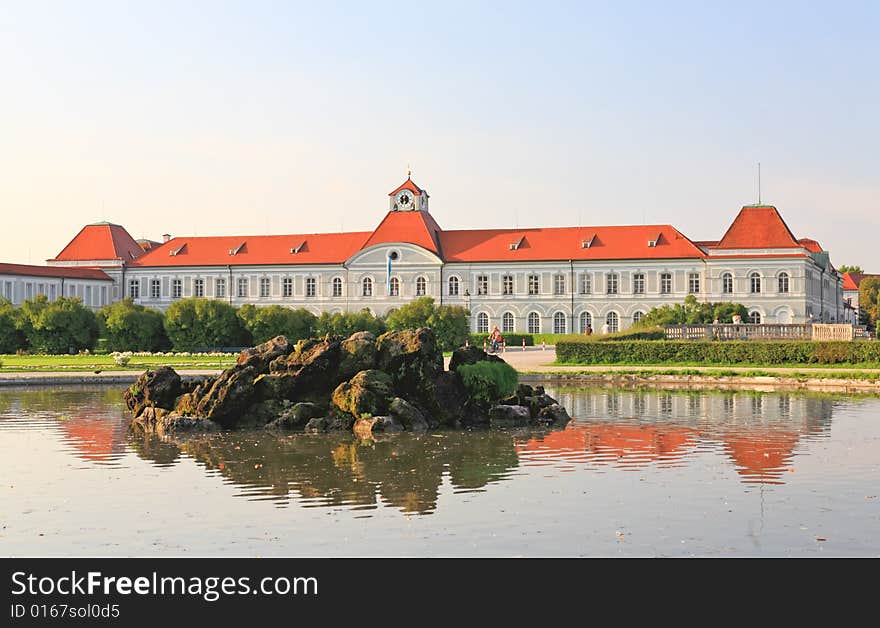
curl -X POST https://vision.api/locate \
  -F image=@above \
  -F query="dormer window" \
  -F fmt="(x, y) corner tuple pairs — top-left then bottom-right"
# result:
(647, 233), (662, 248)
(581, 234), (596, 249)
(290, 241), (306, 254)
(509, 236), (525, 251)
(169, 243), (186, 256)
(229, 242), (246, 256)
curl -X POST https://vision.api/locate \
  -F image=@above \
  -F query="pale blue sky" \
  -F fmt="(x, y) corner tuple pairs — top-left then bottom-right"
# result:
(1, 1), (877, 268)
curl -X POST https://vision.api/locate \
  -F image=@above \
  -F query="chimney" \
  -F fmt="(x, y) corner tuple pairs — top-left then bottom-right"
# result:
(162, 234), (171, 243)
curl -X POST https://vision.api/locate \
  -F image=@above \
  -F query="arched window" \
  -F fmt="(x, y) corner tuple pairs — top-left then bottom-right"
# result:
(553, 312), (566, 334)
(477, 312), (489, 334)
(415, 276), (426, 296)
(606, 311), (619, 333)
(332, 277), (343, 297)
(502, 312), (514, 333)
(749, 310), (762, 324)
(527, 312), (541, 334)
(389, 277), (399, 296)
(633, 311), (645, 325)
(722, 272), (733, 294)
(750, 272), (761, 293)
(579, 311), (592, 333)
(362, 277), (372, 297)
(448, 276), (459, 296)
(778, 272), (789, 293)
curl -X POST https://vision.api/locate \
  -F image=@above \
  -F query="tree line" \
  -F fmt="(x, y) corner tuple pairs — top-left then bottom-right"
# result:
(0, 296), (470, 354)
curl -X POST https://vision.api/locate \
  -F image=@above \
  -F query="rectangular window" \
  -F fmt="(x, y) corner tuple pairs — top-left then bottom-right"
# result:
(306, 277), (316, 297)
(25, 283), (33, 299)
(528, 274), (539, 295)
(502, 275), (513, 295)
(633, 273), (645, 294)
(216, 278), (226, 298)
(477, 275), (488, 296)
(660, 273), (672, 294)
(332, 278), (343, 297)
(722, 274), (733, 294)
(129, 280), (140, 299)
(580, 274), (592, 294)
(150, 279), (161, 299)
(688, 273), (700, 294)
(283, 277), (293, 297)
(554, 274), (565, 295)
(260, 277), (270, 298)
(237, 278), (249, 298)
(194, 278), (204, 297)
(606, 273), (618, 294)
(172, 279), (182, 299)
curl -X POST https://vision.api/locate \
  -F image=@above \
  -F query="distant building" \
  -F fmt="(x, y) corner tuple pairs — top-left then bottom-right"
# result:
(842, 272), (880, 324)
(2, 176), (845, 331)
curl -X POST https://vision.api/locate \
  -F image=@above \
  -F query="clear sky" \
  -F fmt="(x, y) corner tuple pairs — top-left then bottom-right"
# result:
(1, 1), (877, 268)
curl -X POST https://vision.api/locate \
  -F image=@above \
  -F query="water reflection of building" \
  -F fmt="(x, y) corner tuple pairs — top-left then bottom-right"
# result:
(532, 389), (835, 484)
(0, 388), (129, 464)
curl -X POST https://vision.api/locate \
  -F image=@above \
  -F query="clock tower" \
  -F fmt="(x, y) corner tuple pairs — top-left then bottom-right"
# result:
(388, 172), (429, 212)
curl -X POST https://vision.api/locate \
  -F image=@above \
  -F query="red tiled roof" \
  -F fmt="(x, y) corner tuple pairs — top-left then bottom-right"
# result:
(706, 253), (810, 260)
(128, 231), (371, 267)
(0, 263), (112, 281)
(844, 272), (880, 290)
(50, 222), (144, 263)
(361, 210), (443, 256)
(388, 177), (426, 197)
(797, 238), (823, 253)
(714, 205), (801, 249)
(438, 225), (706, 262)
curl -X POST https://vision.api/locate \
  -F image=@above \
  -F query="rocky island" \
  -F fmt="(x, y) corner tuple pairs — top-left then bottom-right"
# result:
(124, 328), (571, 437)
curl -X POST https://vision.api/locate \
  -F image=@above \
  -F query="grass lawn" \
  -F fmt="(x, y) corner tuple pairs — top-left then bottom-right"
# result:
(0, 354), (236, 372)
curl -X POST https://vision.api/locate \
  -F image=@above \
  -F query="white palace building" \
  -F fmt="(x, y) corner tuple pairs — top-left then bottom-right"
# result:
(1, 175), (844, 334)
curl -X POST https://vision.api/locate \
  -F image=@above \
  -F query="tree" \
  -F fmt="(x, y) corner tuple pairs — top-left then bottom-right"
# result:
(239, 305), (317, 344)
(164, 298), (251, 351)
(636, 296), (748, 327)
(98, 299), (169, 351)
(314, 309), (386, 337)
(385, 297), (470, 351)
(20, 295), (99, 353)
(0, 298), (23, 353)
(838, 265), (864, 274)
(859, 276), (880, 331)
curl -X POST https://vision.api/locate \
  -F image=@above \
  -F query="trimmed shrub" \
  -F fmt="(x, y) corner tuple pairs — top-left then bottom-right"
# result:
(164, 298), (250, 351)
(239, 304), (317, 344)
(556, 339), (880, 365)
(98, 298), (169, 352)
(315, 308), (386, 338)
(457, 361), (519, 404)
(19, 295), (99, 354)
(0, 299), (23, 353)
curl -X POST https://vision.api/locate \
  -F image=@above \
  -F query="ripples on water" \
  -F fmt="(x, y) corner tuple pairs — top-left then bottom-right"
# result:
(1, 385), (878, 556)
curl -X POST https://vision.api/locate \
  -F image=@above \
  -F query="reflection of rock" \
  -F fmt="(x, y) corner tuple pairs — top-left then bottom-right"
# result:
(131, 428), (529, 514)
(124, 330), (571, 435)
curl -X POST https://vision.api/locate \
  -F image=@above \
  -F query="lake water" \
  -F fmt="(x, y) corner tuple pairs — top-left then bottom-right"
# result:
(1, 385), (878, 557)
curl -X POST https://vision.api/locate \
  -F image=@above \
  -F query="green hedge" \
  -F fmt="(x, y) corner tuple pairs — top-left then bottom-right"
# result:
(556, 340), (880, 365)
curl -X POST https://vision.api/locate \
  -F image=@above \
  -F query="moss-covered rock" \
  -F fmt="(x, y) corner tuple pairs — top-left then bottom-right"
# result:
(191, 365), (257, 427)
(236, 335), (293, 374)
(123, 367), (182, 417)
(338, 331), (378, 379)
(331, 369), (393, 417)
(265, 402), (323, 430)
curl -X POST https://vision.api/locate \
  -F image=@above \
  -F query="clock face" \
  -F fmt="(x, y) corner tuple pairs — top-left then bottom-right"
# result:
(397, 192), (412, 209)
